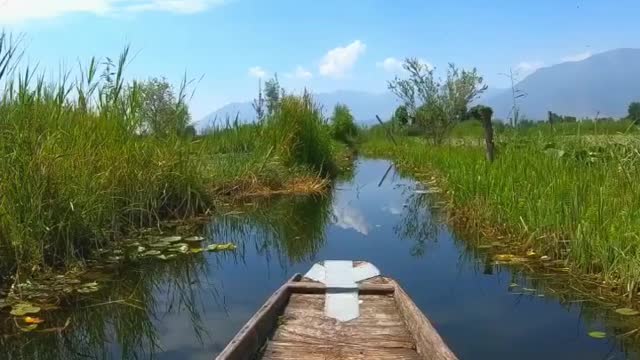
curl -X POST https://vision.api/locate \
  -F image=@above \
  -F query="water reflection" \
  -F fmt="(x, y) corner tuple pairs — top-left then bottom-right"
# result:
(1, 253), (211, 359)
(2, 158), (640, 359)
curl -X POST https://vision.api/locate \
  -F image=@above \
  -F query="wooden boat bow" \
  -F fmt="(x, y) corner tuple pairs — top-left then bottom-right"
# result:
(216, 261), (457, 360)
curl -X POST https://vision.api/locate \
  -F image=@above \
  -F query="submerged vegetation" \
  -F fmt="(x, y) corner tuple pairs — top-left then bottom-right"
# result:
(0, 34), (344, 284)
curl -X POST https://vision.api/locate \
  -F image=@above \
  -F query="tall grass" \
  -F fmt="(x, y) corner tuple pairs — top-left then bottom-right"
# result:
(363, 131), (640, 296)
(262, 93), (336, 176)
(0, 45), (210, 278)
(0, 36), (340, 280)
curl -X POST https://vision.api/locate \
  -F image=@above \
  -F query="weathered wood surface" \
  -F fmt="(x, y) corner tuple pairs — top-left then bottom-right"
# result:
(391, 279), (458, 360)
(260, 293), (421, 360)
(286, 281), (395, 295)
(216, 274), (301, 360)
(217, 267), (458, 360)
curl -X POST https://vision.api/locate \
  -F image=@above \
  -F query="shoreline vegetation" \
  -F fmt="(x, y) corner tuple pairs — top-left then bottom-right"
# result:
(359, 56), (640, 305)
(363, 116), (640, 305)
(0, 35), (356, 288)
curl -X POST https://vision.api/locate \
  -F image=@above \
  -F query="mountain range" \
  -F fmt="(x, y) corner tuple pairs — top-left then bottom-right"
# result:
(197, 48), (640, 128)
(198, 90), (401, 128)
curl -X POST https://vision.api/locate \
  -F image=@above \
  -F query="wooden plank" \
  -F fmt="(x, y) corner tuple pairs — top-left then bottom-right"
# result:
(269, 293), (417, 350)
(287, 281), (395, 295)
(216, 274), (301, 360)
(391, 280), (458, 360)
(262, 341), (421, 360)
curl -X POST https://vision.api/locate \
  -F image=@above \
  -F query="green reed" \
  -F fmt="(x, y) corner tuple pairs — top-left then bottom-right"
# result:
(0, 34), (340, 279)
(362, 129), (640, 296)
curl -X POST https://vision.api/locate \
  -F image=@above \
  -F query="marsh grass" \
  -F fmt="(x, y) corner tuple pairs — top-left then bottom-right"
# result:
(262, 93), (337, 176)
(362, 130), (640, 296)
(0, 35), (341, 281)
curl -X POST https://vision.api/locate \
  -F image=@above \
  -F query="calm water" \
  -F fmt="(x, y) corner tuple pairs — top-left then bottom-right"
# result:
(3, 158), (638, 359)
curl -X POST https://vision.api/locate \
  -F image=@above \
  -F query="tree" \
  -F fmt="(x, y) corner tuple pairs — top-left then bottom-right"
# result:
(391, 105), (410, 126)
(628, 102), (640, 124)
(388, 58), (487, 144)
(138, 77), (190, 136)
(330, 104), (358, 144)
(264, 74), (284, 116)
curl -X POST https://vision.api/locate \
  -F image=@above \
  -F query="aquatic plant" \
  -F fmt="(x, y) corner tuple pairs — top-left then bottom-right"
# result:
(362, 130), (640, 297)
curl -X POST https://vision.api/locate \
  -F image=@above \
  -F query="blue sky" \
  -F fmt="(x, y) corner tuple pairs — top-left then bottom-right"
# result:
(1, 0), (639, 120)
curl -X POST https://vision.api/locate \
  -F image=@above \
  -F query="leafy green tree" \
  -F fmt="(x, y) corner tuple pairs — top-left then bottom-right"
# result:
(391, 105), (410, 125)
(138, 77), (190, 136)
(388, 58), (486, 144)
(330, 104), (358, 144)
(628, 102), (640, 124)
(264, 74), (284, 116)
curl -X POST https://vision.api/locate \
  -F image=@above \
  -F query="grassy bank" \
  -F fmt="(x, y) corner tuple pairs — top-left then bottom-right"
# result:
(362, 129), (640, 297)
(0, 39), (344, 282)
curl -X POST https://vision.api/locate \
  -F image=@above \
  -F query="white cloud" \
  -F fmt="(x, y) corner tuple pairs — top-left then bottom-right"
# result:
(332, 204), (369, 235)
(376, 57), (403, 72)
(285, 65), (312, 80)
(381, 205), (403, 215)
(0, 0), (225, 24)
(376, 56), (433, 73)
(247, 66), (267, 79)
(319, 40), (366, 78)
(561, 51), (592, 63)
(514, 61), (544, 77)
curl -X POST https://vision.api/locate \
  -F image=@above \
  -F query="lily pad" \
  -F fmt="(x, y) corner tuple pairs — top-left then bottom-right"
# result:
(615, 308), (639, 316)
(190, 248), (204, 254)
(77, 287), (99, 293)
(492, 254), (528, 263)
(184, 236), (205, 242)
(143, 250), (161, 256)
(207, 243), (237, 252)
(10, 303), (41, 316)
(149, 242), (171, 248)
(161, 236), (183, 243)
(18, 324), (38, 332)
(167, 243), (189, 253)
(157, 254), (177, 261)
(588, 331), (606, 339)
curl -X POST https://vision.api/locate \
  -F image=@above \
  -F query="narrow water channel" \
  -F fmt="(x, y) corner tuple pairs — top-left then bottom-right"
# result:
(2, 159), (638, 359)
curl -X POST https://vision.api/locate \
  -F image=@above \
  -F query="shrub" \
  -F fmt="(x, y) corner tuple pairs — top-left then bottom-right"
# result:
(330, 104), (358, 144)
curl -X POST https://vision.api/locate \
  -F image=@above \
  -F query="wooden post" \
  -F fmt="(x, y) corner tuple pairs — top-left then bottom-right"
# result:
(468, 105), (495, 163)
(482, 117), (495, 162)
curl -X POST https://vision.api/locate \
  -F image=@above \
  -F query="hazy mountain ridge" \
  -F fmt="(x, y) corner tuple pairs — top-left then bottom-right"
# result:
(486, 48), (640, 120)
(198, 91), (400, 129)
(198, 48), (640, 128)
